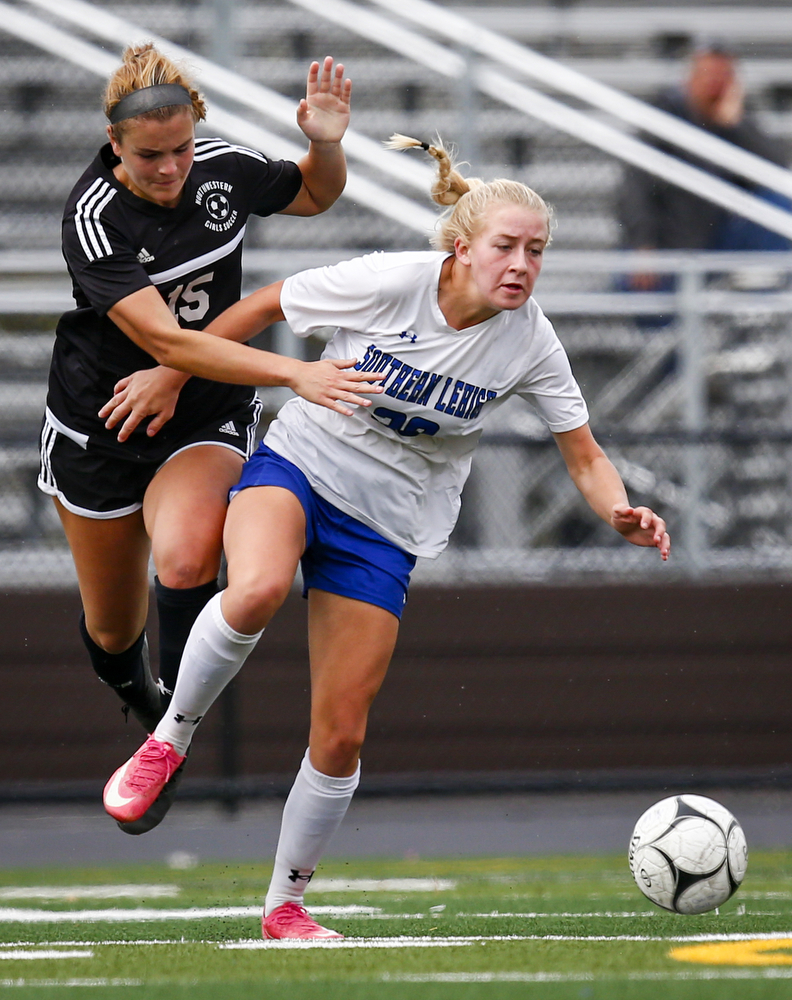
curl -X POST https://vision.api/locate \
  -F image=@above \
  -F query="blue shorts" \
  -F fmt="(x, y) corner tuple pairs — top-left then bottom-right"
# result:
(230, 444), (416, 619)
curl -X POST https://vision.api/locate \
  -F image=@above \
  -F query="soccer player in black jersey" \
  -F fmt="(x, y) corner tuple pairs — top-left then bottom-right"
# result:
(38, 43), (381, 833)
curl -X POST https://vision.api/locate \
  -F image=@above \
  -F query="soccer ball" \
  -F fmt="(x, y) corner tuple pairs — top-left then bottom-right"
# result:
(628, 794), (748, 915)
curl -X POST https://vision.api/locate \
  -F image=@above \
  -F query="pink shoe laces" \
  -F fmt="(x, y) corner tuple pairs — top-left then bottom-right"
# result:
(267, 903), (312, 930)
(126, 740), (180, 793)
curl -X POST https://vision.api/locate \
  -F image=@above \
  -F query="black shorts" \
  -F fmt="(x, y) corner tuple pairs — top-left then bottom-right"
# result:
(38, 397), (262, 519)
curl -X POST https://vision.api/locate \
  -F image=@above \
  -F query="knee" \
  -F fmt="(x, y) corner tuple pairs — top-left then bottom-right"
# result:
(155, 556), (218, 591)
(311, 724), (366, 776)
(153, 536), (222, 591)
(223, 575), (293, 634)
(87, 624), (141, 655)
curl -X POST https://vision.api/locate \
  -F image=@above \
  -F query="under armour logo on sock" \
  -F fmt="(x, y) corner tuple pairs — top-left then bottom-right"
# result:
(288, 869), (314, 883)
(173, 713), (203, 726)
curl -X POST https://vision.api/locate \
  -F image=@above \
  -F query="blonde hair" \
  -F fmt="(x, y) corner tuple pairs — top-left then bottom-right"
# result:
(385, 134), (553, 251)
(104, 43), (206, 139)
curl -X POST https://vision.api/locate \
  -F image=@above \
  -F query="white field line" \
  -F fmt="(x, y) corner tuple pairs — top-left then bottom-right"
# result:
(0, 896), (791, 945)
(222, 936), (477, 950)
(742, 893), (792, 900)
(385, 970), (792, 983)
(0, 904), (377, 923)
(509, 932), (792, 943)
(218, 931), (792, 949)
(387, 972), (595, 983)
(460, 911), (657, 918)
(3, 931), (792, 950)
(0, 950), (93, 960)
(0, 886), (179, 900)
(0, 979), (141, 987)
(0, 940), (193, 947)
(309, 878), (456, 892)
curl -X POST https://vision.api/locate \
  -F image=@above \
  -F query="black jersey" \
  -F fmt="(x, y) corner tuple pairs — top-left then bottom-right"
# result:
(48, 137), (302, 462)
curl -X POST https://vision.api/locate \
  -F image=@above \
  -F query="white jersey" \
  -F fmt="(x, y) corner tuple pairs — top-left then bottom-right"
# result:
(267, 250), (588, 558)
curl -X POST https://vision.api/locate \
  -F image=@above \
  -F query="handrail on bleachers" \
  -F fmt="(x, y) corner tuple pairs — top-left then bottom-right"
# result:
(277, 0), (792, 241)
(11, 0), (792, 240)
(365, 0), (792, 199)
(7, 0), (437, 234)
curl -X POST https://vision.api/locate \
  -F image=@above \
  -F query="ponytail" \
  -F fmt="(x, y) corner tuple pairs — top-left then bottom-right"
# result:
(385, 133), (552, 250)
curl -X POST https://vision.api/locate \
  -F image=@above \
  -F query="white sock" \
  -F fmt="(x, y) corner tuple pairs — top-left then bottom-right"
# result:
(154, 592), (263, 756)
(264, 749), (360, 915)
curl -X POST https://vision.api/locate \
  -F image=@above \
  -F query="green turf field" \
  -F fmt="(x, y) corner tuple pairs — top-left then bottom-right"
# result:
(1, 851), (791, 998)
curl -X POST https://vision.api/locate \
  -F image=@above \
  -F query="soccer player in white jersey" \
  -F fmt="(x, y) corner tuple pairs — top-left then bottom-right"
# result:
(101, 135), (671, 937)
(38, 43), (381, 834)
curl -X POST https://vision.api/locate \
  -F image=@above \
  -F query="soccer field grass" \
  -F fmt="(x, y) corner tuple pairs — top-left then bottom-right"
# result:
(1, 852), (791, 998)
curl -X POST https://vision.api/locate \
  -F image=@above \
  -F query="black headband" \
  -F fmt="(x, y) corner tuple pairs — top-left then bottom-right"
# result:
(108, 83), (193, 125)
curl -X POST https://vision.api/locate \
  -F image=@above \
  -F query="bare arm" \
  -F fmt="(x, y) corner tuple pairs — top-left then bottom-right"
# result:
(101, 282), (287, 439)
(108, 285), (298, 387)
(280, 58), (350, 217)
(553, 423), (670, 560)
(102, 284), (381, 439)
(203, 281), (285, 341)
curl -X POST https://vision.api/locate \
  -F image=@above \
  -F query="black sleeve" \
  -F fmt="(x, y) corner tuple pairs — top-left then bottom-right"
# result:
(62, 210), (151, 317)
(235, 150), (303, 217)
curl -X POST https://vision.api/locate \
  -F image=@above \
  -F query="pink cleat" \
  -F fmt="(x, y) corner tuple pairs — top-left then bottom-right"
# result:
(103, 735), (185, 824)
(262, 902), (344, 940)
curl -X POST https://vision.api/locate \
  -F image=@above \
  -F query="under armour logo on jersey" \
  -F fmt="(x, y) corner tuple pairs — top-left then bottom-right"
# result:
(137, 247), (155, 263)
(288, 869), (314, 883)
(173, 713), (203, 726)
(218, 420), (240, 437)
(399, 330), (418, 343)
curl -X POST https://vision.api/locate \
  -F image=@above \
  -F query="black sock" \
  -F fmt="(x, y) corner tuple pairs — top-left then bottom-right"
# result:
(155, 576), (219, 703)
(79, 613), (147, 689)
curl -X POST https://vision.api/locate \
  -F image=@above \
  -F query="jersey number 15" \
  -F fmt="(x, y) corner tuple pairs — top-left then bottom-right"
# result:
(167, 271), (214, 322)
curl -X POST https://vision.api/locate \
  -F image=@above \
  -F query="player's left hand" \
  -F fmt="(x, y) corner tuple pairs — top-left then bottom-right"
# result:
(610, 503), (670, 560)
(296, 57), (351, 144)
(99, 367), (190, 442)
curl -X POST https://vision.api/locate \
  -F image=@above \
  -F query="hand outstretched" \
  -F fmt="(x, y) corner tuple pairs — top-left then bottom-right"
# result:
(611, 503), (671, 560)
(296, 57), (352, 144)
(291, 357), (383, 415)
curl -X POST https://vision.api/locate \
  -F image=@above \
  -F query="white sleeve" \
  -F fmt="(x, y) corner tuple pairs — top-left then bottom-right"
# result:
(517, 315), (589, 433)
(280, 254), (381, 338)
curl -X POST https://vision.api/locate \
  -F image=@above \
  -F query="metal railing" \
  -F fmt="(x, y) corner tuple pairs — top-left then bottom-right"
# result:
(11, 0), (792, 239)
(289, 0), (792, 239)
(4, 0), (436, 233)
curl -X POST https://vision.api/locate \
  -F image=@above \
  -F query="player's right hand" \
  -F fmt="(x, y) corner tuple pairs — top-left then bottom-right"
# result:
(99, 367), (190, 442)
(291, 357), (384, 416)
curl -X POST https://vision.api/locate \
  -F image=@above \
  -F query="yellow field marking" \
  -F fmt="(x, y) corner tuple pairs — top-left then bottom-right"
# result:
(670, 938), (792, 966)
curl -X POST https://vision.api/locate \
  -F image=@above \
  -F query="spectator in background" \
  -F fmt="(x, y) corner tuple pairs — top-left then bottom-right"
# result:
(619, 38), (790, 269)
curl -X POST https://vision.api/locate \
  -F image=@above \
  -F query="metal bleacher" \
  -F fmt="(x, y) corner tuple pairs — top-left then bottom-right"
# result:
(2, 0), (792, 585)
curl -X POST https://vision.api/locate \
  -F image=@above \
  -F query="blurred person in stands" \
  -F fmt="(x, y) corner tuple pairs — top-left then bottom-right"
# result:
(101, 134), (671, 940)
(619, 37), (790, 285)
(38, 43), (376, 834)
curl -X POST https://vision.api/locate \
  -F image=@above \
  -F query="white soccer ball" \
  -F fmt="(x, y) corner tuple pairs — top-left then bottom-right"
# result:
(628, 794), (748, 915)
